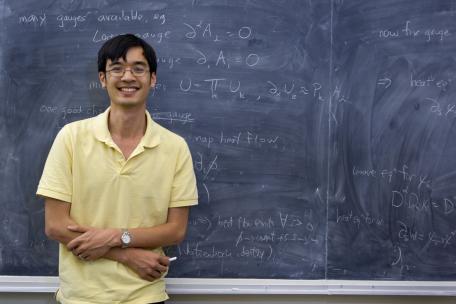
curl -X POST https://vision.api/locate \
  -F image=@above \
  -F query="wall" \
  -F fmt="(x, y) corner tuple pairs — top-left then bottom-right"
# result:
(0, 293), (455, 304)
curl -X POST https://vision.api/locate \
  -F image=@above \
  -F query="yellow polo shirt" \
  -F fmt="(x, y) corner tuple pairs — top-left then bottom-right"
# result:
(37, 108), (198, 304)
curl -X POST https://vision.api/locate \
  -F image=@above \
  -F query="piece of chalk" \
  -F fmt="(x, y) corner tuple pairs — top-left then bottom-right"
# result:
(169, 257), (177, 262)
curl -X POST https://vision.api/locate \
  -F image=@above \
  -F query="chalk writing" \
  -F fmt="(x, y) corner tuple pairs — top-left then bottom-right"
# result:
(183, 21), (252, 42)
(336, 208), (384, 228)
(220, 131), (241, 146)
(218, 216), (234, 229)
(188, 131), (281, 150)
(193, 135), (214, 149)
(157, 56), (181, 69)
(188, 212), (315, 233)
(188, 216), (212, 231)
(352, 166), (376, 177)
(194, 153), (219, 181)
(235, 230), (318, 246)
(56, 14), (88, 28)
(239, 245), (269, 260)
(191, 48), (260, 69)
(425, 97), (456, 119)
(92, 29), (171, 43)
(378, 28), (400, 39)
(179, 77), (332, 103)
(377, 74), (392, 88)
(39, 104), (195, 125)
(352, 164), (432, 189)
(246, 132), (279, 147)
(182, 210), (317, 262)
(377, 20), (451, 42)
(96, 10), (144, 23)
(410, 73), (451, 89)
(391, 189), (456, 215)
(237, 216), (275, 230)
(180, 76), (250, 100)
(267, 80), (325, 102)
(397, 221), (456, 249)
(177, 242), (273, 260)
(150, 83), (167, 96)
(391, 245), (416, 273)
(151, 111), (194, 124)
(88, 81), (102, 90)
(18, 13), (47, 27)
(178, 242), (233, 259)
(39, 105), (58, 114)
(61, 106), (84, 119)
(39, 104), (102, 119)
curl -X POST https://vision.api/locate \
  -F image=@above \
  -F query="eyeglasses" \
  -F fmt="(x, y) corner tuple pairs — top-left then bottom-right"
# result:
(106, 65), (149, 77)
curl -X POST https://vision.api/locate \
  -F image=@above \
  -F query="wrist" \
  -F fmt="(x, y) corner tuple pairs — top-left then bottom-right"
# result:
(103, 247), (130, 264)
(120, 228), (133, 248)
(119, 248), (130, 264)
(110, 228), (122, 247)
(107, 247), (130, 264)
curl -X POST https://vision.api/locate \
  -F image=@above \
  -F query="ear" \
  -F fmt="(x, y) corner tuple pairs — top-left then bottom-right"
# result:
(99, 72), (107, 88)
(150, 72), (157, 89)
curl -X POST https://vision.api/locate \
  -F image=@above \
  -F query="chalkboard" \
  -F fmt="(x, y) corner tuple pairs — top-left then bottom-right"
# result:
(1, 0), (456, 282)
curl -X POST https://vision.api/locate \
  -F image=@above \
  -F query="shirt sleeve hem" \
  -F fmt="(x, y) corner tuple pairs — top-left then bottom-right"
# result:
(36, 188), (72, 203)
(169, 199), (198, 208)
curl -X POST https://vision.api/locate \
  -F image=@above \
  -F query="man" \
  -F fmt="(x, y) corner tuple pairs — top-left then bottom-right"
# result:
(36, 34), (198, 303)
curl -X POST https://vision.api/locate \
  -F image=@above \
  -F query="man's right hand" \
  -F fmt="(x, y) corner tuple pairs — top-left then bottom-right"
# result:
(122, 248), (170, 281)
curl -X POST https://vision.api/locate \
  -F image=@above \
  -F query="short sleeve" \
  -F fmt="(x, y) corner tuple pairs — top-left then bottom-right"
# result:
(36, 126), (73, 203)
(169, 139), (198, 207)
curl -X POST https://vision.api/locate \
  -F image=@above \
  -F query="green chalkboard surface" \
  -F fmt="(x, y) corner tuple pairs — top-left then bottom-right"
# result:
(1, 0), (456, 281)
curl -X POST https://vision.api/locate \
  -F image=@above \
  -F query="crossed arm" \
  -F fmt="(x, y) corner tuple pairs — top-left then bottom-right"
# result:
(44, 197), (190, 281)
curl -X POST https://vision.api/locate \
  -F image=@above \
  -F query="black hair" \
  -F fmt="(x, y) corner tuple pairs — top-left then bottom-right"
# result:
(97, 34), (157, 74)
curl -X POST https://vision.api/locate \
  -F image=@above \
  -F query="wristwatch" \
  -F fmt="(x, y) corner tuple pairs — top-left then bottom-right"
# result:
(120, 229), (132, 248)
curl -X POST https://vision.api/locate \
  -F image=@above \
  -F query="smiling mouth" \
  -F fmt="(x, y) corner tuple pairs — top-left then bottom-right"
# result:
(119, 87), (139, 92)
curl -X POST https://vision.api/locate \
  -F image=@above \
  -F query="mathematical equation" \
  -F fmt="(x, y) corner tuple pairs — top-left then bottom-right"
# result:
(184, 211), (320, 262)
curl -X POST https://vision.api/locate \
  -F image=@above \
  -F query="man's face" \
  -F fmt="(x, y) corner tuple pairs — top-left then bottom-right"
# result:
(99, 46), (156, 108)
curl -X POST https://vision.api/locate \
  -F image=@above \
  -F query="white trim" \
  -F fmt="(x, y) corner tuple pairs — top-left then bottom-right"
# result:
(1, 277), (456, 295)
(0, 276), (58, 293)
(165, 279), (456, 296)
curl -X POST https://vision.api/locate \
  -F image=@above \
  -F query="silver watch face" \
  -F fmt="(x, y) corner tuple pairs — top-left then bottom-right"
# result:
(121, 231), (131, 245)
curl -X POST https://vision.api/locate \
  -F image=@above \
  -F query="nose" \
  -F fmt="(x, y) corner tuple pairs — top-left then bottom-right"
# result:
(120, 68), (135, 81)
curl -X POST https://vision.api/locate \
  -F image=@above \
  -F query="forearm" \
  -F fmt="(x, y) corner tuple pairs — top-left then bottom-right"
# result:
(103, 247), (171, 282)
(48, 217), (185, 252)
(124, 206), (190, 249)
(103, 247), (127, 263)
(61, 207), (189, 262)
(44, 198), (151, 266)
(57, 221), (128, 264)
(45, 210), (82, 245)
(125, 222), (186, 249)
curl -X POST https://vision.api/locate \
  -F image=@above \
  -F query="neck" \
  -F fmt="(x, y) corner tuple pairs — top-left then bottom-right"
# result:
(108, 104), (147, 139)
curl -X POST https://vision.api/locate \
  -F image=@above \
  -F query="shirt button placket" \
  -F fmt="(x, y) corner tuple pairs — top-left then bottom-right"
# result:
(118, 158), (126, 174)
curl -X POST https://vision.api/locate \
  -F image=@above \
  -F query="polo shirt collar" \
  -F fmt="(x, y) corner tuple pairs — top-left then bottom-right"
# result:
(142, 110), (161, 148)
(93, 107), (161, 150)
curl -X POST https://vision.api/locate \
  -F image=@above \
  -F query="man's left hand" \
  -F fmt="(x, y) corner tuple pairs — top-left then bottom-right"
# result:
(66, 225), (120, 261)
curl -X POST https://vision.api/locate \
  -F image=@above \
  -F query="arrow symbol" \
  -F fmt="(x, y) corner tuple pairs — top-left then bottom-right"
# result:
(377, 77), (392, 88)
